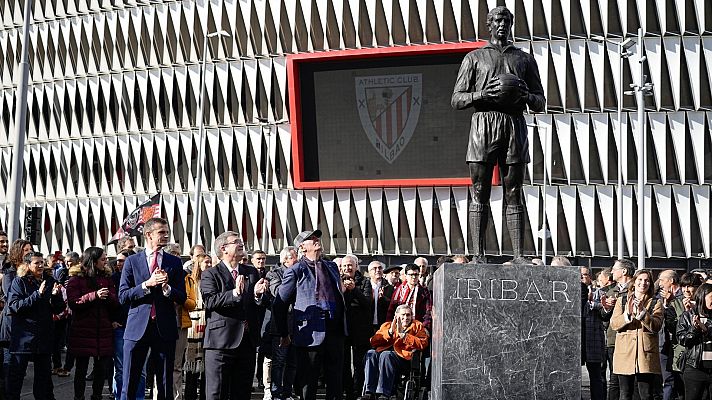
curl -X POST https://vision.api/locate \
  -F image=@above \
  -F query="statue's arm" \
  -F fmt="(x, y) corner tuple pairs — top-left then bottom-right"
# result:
(523, 55), (546, 113)
(451, 55), (485, 110)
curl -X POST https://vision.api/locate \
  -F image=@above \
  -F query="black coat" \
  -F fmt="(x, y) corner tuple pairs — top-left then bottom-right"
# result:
(8, 273), (64, 354)
(201, 262), (265, 349)
(344, 271), (372, 343)
(677, 310), (712, 370)
(361, 278), (394, 328)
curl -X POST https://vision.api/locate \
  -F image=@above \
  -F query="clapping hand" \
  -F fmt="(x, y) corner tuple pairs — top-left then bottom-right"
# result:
(683, 297), (694, 311)
(693, 314), (708, 332)
(147, 268), (168, 287)
(235, 275), (245, 295)
(254, 278), (269, 297)
(96, 287), (109, 300)
(39, 280), (47, 295)
(52, 283), (62, 296)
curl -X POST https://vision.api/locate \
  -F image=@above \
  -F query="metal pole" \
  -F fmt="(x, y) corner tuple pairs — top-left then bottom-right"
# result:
(636, 28), (646, 270)
(261, 123), (271, 253)
(6, 0), (32, 242)
(617, 44), (624, 260)
(542, 124), (548, 266)
(191, 36), (210, 247)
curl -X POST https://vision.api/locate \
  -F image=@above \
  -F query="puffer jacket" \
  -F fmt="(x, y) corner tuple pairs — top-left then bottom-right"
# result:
(66, 265), (118, 357)
(676, 310), (712, 370)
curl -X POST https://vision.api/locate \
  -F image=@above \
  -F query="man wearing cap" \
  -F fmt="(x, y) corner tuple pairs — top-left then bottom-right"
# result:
(383, 265), (401, 288)
(273, 229), (348, 400)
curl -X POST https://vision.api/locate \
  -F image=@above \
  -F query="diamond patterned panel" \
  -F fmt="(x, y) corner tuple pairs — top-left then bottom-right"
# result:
(0, 0), (710, 260)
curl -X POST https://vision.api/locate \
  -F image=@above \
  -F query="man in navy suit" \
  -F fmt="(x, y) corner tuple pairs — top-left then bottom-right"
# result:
(273, 229), (348, 400)
(200, 231), (269, 400)
(119, 217), (187, 400)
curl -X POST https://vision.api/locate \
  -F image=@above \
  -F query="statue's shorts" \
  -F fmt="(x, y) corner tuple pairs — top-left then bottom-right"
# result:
(465, 111), (530, 165)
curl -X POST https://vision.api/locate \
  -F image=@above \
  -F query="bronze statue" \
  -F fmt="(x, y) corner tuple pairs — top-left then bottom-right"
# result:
(451, 6), (546, 264)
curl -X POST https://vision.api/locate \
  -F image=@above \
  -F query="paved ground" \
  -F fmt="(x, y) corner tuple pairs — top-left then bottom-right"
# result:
(18, 361), (593, 399)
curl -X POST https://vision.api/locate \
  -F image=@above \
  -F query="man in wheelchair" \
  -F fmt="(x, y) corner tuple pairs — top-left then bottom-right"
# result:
(361, 305), (429, 400)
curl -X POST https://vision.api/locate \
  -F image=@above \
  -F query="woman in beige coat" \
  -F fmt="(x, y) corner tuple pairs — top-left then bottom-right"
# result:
(610, 268), (663, 400)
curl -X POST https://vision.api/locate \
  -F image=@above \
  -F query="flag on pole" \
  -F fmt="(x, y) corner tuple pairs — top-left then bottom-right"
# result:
(108, 194), (161, 245)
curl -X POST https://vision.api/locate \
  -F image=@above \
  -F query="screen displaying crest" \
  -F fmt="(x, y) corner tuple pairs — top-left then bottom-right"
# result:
(289, 43), (483, 188)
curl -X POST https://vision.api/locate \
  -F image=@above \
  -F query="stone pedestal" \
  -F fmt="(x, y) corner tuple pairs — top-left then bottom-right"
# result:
(431, 263), (581, 400)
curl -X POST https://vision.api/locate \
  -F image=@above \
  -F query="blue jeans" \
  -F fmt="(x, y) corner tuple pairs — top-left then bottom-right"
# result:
(270, 337), (297, 399)
(113, 327), (146, 400)
(363, 349), (408, 397)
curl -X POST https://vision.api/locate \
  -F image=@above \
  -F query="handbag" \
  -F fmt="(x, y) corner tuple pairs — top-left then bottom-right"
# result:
(188, 309), (206, 339)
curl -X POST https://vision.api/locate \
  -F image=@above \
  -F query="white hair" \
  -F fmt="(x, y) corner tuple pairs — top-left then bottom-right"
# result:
(342, 254), (359, 266)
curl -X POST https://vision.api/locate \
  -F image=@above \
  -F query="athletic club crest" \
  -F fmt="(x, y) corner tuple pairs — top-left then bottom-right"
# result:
(356, 74), (422, 163)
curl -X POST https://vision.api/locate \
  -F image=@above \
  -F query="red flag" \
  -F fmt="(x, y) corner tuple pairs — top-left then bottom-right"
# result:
(107, 194), (161, 244)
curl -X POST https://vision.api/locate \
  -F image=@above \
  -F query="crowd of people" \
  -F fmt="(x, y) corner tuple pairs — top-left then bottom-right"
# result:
(580, 259), (712, 400)
(1, 224), (709, 400)
(0, 222), (443, 400)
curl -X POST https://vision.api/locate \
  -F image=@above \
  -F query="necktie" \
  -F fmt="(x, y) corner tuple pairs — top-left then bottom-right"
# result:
(232, 269), (238, 282)
(150, 253), (158, 319)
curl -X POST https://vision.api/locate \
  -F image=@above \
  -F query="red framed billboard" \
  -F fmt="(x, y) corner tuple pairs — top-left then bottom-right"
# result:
(288, 42), (488, 189)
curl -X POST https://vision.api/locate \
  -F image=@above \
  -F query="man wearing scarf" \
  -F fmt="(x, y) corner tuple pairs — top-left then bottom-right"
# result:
(273, 230), (348, 400)
(385, 263), (432, 331)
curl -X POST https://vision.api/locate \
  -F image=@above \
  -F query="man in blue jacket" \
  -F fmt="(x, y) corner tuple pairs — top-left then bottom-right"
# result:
(273, 230), (348, 400)
(119, 218), (186, 400)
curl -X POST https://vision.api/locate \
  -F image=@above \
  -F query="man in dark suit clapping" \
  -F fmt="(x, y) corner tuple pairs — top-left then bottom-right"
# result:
(119, 218), (187, 400)
(201, 231), (268, 400)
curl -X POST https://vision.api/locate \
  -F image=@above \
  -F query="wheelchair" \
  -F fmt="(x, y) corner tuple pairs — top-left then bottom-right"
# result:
(397, 350), (430, 400)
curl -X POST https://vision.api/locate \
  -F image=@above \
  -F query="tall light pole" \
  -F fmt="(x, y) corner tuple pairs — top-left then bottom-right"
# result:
(258, 118), (272, 253)
(6, 0), (33, 241)
(591, 35), (634, 261)
(191, 30), (229, 247)
(629, 28), (653, 269)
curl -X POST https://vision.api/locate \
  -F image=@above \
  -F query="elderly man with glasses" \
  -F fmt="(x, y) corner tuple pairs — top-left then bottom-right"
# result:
(385, 263), (432, 332)
(273, 230), (348, 400)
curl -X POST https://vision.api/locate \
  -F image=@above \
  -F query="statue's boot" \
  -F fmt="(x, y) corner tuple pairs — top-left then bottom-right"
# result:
(469, 202), (489, 264)
(506, 205), (531, 265)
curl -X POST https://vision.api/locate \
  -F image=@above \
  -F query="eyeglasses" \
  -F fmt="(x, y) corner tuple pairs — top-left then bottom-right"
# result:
(224, 240), (244, 248)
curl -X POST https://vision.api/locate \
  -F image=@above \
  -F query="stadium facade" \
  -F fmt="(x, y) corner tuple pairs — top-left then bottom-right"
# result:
(0, 0), (710, 266)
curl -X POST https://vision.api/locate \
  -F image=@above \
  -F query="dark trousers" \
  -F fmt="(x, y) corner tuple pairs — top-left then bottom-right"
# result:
(51, 319), (68, 369)
(296, 334), (345, 400)
(184, 371), (206, 400)
(343, 337), (369, 399)
(660, 352), (684, 400)
(74, 356), (112, 400)
(363, 350), (409, 397)
(270, 337), (297, 399)
(586, 361), (606, 400)
(121, 322), (175, 400)
(683, 366), (712, 400)
(204, 339), (256, 400)
(607, 347), (621, 400)
(7, 353), (54, 400)
(620, 373), (657, 400)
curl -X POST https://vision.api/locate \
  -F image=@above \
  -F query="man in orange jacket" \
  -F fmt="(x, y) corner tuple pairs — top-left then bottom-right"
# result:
(362, 304), (429, 399)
